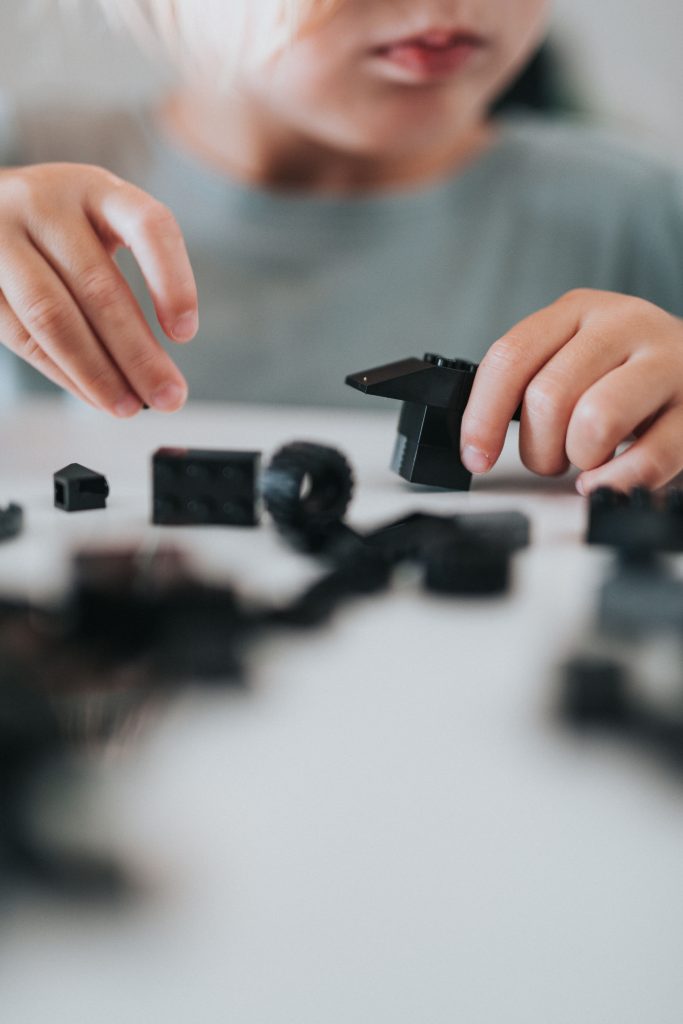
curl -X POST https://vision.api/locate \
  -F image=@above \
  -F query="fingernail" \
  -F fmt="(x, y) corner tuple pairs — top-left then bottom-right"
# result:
(114, 394), (142, 418)
(151, 382), (187, 411)
(172, 312), (199, 342)
(461, 445), (492, 474)
(576, 478), (586, 496)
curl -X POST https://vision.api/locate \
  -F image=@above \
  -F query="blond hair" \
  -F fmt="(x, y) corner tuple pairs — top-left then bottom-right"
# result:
(90, 0), (341, 71)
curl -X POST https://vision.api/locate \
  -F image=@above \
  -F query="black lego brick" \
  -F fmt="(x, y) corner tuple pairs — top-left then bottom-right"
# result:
(152, 447), (261, 527)
(346, 353), (522, 491)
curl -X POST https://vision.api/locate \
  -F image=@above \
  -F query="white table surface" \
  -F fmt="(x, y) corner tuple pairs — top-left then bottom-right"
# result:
(1, 399), (681, 1024)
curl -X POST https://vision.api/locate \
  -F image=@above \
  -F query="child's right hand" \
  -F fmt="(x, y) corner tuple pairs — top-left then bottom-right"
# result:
(0, 162), (198, 415)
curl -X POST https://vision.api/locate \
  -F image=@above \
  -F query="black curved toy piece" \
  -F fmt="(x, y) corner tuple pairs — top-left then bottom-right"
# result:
(261, 442), (355, 552)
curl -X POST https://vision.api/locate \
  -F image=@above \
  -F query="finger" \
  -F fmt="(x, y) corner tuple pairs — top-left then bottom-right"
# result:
(518, 324), (632, 476)
(0, 291), (96, 407)
(29, 214), (188, 411)
(460, 295), (583, 473)
(576, 404), (683, 494)
(0, 237), (142, 416)
(87, 177), (199, 343)
(567, 357), (675, 472)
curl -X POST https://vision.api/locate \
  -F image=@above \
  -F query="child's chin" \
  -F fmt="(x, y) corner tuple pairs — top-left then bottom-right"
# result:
(340, 103), (474, 158)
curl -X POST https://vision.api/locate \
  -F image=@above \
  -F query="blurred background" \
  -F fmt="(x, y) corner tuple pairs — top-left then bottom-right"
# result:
(0, 0), (682, 158)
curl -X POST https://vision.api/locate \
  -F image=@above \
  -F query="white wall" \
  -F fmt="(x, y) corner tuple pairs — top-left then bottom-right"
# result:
(0, 0), (681, 154)
(551, 0), (683, 156)
(0, 0), (164, 104)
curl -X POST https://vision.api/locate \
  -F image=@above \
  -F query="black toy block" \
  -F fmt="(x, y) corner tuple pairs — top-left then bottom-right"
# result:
(0, 503), (23, 542)
(68, 547), (250, 681)
(561, 656), (630, 727)
(153, 448), (261, 527)
(346, 353), (477, 489)
(0, 667), (127, 896)
(54, 464), (109, 512)
(587, 486), (683, 553)
(364, 509), (529, 596)
(561, 652), (683, 770)
(359, 510), (530, 566)
(423, 540), (511, 596)
(346, 353), (521, 491)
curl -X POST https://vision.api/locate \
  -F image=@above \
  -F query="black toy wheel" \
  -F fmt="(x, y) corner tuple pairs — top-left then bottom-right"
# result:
(262, 442), (355, 547)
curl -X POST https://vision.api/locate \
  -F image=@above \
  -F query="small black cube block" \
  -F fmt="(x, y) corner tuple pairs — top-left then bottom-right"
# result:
(153, 448), (261, 527)
(54, 464), (109, 512)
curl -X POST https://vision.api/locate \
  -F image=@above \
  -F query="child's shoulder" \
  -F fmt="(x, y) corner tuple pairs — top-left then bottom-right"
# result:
(487, 113), (683, 246)
(498, 112), (682, 196)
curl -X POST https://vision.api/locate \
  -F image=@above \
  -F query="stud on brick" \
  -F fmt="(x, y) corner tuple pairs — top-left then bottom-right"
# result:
(54, 464), (109, 512)
(152, 448), (261, 526)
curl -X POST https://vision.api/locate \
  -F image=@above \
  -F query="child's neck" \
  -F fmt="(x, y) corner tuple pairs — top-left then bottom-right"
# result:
(159, 87), (497, 195)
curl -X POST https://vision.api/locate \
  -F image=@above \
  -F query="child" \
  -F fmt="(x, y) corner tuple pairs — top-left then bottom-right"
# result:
(0, 0), (682, 495)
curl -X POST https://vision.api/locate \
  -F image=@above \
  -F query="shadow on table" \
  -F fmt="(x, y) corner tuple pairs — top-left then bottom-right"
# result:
(473, 469), (580, 496)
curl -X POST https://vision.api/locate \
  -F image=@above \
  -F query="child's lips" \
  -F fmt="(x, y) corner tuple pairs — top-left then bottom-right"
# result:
(370, 30), (488, 82)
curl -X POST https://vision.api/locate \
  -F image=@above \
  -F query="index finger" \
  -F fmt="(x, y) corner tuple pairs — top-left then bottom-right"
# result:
(87, 177), (199, 343)
(460, 297), (582, 473)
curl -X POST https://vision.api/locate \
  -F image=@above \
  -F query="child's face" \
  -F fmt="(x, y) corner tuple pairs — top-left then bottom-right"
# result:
(240, 0), (550, 155)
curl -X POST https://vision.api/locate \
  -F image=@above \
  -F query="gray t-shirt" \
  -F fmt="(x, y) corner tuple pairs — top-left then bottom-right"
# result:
(2, 102), (683, 407)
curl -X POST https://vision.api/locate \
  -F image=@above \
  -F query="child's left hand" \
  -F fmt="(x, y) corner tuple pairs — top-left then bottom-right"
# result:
(460, 289), (683, 494)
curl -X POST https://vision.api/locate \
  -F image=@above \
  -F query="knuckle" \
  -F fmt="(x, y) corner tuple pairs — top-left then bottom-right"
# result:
(519, 424), (569, 477)
(79, 266), (123, 310)
(84, 362), (121, 401)
(18, 334), (48, 368)
(562, 287), (595, 304)
(22, 293), (70, 338)
(631, 446), (671, 489)
(126, 346), (162, 377)
(135, 199), (178, 236)
(619, 293), (654, 316)
(523, 378), (564, 424)
(567, 399), (622, 470)
(520, 447), (568, 478)
(124, 348), (169, 387)
(485, 334), (528, 376)
(572, 397), (615, 449)
(0, 173), (44, 223)
(82, 163), (125, 188)
(0, 163), (84, 217)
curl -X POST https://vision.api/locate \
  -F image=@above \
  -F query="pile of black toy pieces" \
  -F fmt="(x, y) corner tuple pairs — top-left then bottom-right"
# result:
(561, 486), (683, 774)
(0, 441), (531, 893)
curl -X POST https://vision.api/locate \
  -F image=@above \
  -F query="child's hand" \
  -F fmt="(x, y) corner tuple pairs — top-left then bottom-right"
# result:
(0, 163), (198, 415)
(460, 289), (683, 494)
